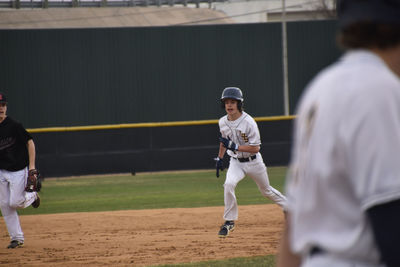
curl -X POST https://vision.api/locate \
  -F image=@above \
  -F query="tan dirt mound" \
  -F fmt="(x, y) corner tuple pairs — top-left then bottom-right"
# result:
(0, 204), (284, 266)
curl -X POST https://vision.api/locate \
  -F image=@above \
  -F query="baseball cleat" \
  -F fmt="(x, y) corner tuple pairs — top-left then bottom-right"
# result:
(32, 193), (40, 208)
(7, 240), (24, 249)
(218, 221), (235, 237)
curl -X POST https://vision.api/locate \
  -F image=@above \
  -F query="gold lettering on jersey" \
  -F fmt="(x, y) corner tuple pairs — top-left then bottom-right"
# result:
(306, 104), (318, 140)
(292, 103), (318, 185)
(240, 132), (249, 143)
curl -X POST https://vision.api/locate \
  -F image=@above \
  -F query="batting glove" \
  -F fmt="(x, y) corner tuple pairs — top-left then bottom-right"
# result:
(219, 137), (239, 152)
(215, 157), (224, 178)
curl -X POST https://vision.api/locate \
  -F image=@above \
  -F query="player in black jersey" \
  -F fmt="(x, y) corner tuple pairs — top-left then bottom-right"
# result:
(0, 92), (40, 249)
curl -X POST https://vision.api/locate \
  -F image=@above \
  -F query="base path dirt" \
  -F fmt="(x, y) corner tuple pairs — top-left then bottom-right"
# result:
(0, 204), (284, 266)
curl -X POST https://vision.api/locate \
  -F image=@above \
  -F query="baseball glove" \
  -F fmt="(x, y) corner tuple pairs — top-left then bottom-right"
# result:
(25, 169), (42, 192)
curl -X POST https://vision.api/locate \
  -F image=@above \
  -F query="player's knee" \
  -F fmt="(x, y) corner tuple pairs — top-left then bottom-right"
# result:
(9, 198), (24, 209)
(224, 182), (236, 189)
(9, 202), (19, 209)
(260, 187), (274, 198)
(224, 182), (236, 191)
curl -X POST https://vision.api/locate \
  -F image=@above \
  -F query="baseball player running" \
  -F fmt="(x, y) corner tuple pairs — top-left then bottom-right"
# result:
(215, 87), (287, 237)
(277, 1), (400, 267)
(0, 92), (41, 249)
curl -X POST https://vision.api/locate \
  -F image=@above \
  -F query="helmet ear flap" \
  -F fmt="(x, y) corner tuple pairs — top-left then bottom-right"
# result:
(221, 100), (225, 109)
(237, 101), (242, 111)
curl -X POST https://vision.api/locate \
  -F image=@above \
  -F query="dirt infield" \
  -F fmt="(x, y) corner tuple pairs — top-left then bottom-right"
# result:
(0, 204), (284, 266)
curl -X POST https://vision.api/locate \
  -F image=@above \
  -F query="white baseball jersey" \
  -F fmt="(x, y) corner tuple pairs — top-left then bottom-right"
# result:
(219, 111), (286, 221)
(286, 50), (400, 266)
(219, 111), (261, 158)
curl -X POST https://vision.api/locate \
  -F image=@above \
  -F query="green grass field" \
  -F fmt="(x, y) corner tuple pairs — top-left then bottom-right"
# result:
(18, 166), (288, 266)
(154, 255), (276, 267)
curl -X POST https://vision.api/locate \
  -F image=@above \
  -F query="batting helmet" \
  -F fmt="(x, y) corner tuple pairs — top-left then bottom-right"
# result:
(220, 87), (244, 110)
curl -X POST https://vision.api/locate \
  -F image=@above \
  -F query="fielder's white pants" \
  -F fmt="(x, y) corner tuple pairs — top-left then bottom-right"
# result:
(0, 168), (38, 242)
(223, 153), (287, 221)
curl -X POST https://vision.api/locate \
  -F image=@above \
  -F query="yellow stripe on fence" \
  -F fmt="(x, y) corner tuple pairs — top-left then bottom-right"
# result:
(27, 115), (295, 133)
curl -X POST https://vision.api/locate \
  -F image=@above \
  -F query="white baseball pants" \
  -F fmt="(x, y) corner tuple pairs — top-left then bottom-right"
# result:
(0, 168), (38, 242)
(223, 153), (287, 221)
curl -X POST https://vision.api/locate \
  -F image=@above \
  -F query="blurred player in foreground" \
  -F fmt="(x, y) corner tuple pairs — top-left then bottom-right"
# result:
(215, 87), (286, 237)
(277, 0), (400, 266)
(0, 92), (41, 249)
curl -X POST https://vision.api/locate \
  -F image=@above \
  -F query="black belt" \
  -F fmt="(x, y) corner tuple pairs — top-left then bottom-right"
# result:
(309, 246), (325, 257)
(234, 155), (257, 162)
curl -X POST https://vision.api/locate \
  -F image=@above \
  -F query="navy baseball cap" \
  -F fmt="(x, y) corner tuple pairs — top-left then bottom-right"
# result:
(0, 92), (7, 103)
(337, 0), (400, 28)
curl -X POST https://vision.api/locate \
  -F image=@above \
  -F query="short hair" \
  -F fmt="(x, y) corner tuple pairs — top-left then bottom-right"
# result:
(337, 22), (400, 50)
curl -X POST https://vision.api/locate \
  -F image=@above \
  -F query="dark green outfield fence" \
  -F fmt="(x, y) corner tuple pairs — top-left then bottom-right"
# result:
(0, 20), (340, 128)
(0, 20), (341, 176)
(30, 117), (294, 177)
(287, 20), (341, 111)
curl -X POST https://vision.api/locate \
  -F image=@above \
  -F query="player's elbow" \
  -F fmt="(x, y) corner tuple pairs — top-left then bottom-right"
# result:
(251, 145), (260, 153)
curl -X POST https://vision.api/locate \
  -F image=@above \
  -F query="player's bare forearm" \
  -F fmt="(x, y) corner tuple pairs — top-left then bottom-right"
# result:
(218, 143), (226, 158)
(26, 139), (36, 170)
(277, 214), (301, 267)
(237, 145), (260, 154)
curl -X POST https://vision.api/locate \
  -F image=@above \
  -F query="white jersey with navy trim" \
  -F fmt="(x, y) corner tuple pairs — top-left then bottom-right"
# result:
(218, 111), (286, 221)
(286, 50), (400, 266)
(219, 111), (261, 159)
